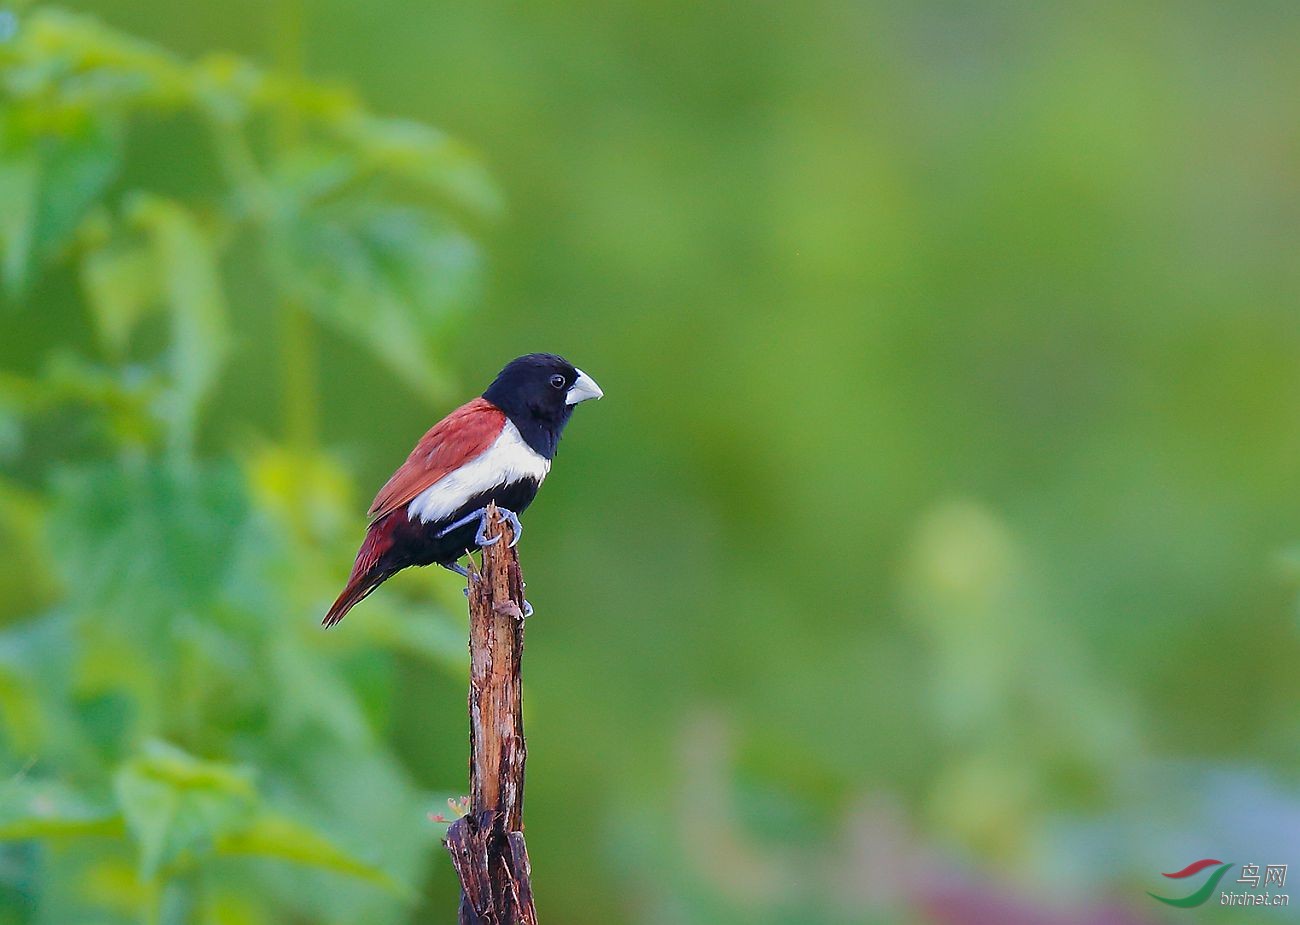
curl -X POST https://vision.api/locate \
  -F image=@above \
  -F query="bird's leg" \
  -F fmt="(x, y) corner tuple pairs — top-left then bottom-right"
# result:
(439, 557), (479, 598)
(436, 507), (487, 542)
(435, 507), (497, 546)
(441, 556), (478, 584)
(435, 506), (524, 548)
(440, 560), (472, 579)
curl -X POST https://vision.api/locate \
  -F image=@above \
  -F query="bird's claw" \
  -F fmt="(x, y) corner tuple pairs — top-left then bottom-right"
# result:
(499, 509), (524, 547)
(477, 507), (522, 546)
(475, 517), (501, 547)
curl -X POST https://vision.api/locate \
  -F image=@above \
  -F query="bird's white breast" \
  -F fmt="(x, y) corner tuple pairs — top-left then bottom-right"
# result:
(407, 420), (551, 524)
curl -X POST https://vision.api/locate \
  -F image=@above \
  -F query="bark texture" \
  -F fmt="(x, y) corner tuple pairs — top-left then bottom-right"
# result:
(444, 504), (538, 924)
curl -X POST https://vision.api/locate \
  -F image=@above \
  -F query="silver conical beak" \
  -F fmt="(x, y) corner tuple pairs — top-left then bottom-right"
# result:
(565, 369), (604, 405)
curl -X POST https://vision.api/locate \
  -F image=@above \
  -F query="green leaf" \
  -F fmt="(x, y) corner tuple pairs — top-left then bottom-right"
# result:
(80, 234), (159, 356)
(2, 9), (190, 112)
(0, 663), (43, 753)
(0, 778), (124, 842)
(113, 741), (256, 879)
(337, 116), (503, 221)
(126, 195), (229, 456)
(49, 461), (248, 637)
(215, 813), (409, 897)
(0, 479), (58, 621)
(280, 197), (477, 398)
(0, 111), (122, 297)
(30, 121), (122, 275)
(0, 149), (38, 298)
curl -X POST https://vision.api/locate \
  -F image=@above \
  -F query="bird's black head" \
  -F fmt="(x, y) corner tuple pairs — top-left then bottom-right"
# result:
(482, 353), (603, 458)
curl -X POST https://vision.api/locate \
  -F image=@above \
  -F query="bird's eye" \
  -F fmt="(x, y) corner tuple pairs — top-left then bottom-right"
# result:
(549, 374), (566, 389)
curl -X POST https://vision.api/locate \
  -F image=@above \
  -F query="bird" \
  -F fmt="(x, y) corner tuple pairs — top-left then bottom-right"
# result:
(324, 353), (603, 626)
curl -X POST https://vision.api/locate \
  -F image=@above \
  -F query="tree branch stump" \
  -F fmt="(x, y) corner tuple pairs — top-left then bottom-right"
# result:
(444, 503), (538, 924)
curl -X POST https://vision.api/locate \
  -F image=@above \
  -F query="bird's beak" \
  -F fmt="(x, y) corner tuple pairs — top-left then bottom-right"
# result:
(566, 369), (604, 405)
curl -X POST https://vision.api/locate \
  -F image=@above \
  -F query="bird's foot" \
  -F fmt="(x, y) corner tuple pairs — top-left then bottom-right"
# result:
(440, 560), (473, 579)
(436, 507), (488, 543)
(440, 559), (480, 598)
(435, 506), (523, 548)
(497, 508), (524, 548)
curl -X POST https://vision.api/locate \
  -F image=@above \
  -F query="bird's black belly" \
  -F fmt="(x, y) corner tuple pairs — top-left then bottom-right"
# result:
(400, 478), (542, 568)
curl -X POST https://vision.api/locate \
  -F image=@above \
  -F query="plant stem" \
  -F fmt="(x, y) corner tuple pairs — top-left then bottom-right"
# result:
(269, 0), (317, 452)
(279, 296), (317, 451)
(444, 505), (538, 923)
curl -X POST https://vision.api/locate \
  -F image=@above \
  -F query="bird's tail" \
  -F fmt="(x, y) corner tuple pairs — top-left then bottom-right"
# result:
(323, 570), (387, 627)
(323, 520), (395, 627)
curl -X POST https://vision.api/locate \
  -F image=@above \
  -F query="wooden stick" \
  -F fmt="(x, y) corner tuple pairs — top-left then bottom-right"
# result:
(444, 503), (538, 924)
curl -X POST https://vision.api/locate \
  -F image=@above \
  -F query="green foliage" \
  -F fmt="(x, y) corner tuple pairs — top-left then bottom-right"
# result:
(113, 742), (256, 880)
(0, 6), (496, 397)
(0, 6), (492, 922)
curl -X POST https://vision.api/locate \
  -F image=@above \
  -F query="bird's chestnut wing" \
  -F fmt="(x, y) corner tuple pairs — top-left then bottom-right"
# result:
(366, 397), (506, 523)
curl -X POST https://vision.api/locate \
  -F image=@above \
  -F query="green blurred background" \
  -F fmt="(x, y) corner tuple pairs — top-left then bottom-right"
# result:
(2, 2), (1299, 923)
